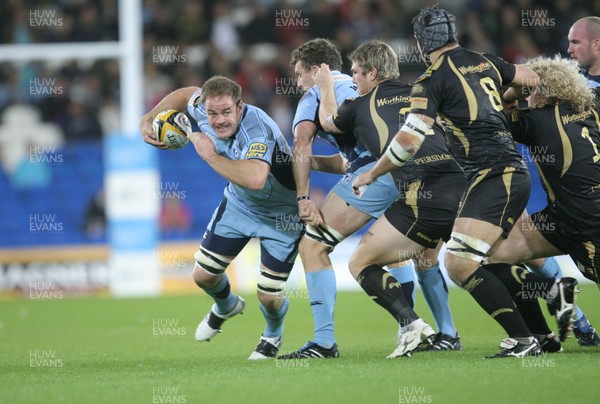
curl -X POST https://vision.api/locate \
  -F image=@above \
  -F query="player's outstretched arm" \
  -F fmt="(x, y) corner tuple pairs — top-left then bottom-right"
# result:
(312, 64), (343, 134)
(352, 113), (433, 194)
(139, 86), (200, 148)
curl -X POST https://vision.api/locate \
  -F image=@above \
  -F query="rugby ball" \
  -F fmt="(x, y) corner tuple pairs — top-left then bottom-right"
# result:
(152, 109), (191, 150)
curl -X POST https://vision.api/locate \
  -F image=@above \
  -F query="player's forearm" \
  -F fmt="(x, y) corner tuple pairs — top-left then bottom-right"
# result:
(205, 155), (267, 190)
(318, 83), (342, 134)
(511, 65), (539, 89)
(312, 154), (346, 174)
(373, 129), (425, 178)
(292, 142), (313, 196)
(141, 87), (199, 121)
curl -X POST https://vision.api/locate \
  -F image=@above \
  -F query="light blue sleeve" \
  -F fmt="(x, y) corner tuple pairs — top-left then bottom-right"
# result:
(292, 88), (319, 132)
(239, 108), (279, 165)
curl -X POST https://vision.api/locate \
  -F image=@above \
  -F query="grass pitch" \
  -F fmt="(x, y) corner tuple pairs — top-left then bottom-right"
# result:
(1, 286), (599, 403)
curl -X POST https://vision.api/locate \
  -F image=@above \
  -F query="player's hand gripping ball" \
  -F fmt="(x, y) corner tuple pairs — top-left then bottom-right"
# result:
(152, 110), (192, 150)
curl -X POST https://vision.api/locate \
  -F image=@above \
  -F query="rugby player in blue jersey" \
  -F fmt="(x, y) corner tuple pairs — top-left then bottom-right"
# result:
(140, 76), (302, 359)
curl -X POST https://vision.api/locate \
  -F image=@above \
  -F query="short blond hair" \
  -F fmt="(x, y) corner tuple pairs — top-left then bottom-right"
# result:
(200, 76), (242, 105)
(349, 40), (400, 81)
(525, 55), (595, 112)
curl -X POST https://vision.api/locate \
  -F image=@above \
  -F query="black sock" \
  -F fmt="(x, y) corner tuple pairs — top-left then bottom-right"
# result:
(462, 265), (531, 338)
(357, 265), (419, 326)
(485, 263), (552, 335)
(401, 281), (415, 309)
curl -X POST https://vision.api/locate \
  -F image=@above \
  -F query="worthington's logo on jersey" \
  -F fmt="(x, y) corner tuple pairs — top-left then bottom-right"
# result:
(376, 95), (410, 108)
(561, 110), (592, 125)
(457, 62), (491, 75)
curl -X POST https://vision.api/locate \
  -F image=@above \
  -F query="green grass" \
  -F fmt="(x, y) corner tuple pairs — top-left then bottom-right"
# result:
(1, 286), (599, 403)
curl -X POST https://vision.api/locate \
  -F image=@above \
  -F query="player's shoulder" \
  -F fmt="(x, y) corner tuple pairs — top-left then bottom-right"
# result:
(414, 56), (446, 84)
(242, 104), (280, 136)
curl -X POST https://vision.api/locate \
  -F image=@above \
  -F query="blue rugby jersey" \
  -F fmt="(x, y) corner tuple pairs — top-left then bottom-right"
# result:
(292, 70), (373, 172)
(187, 89), (297, 217)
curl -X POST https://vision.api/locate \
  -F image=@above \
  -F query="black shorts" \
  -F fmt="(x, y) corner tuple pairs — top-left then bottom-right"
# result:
(458, 166), (530, 237)
(384, 175), (467, 249)
(531, 207), (600, 284)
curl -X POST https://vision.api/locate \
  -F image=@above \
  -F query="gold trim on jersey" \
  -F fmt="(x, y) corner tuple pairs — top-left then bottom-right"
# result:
(490, 308), (514, 319)
(534, 159), (555, 203)
(369, 86), (389, 154)
(458, 168), (491, 216)
(555, 104), (573, 177)
(442, 115), (470, 157)
(500, 167), (515, 227)
(415, 56), (444, 83)
(591, 107), (600, 129)
(404, 180), (421, 236)
(582, 241), (599, 287)
(448, 58), (478, 123)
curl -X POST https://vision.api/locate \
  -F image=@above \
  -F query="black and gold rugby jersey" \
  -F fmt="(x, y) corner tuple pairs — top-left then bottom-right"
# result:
(509, 99), (600, 237)
(409, 47), (526, 177)
(333, 79), (464, 184)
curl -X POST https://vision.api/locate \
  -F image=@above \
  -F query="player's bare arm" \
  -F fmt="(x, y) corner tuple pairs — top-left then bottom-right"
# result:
(293, 120), (323, 226)
(312, 63), (343, 134)
(188, 131), (269, 190)
(352, 113), (433, 193)
(503, 65), (540, 103)
(311, 153), (348, 174)
(139, 86), (199, 149)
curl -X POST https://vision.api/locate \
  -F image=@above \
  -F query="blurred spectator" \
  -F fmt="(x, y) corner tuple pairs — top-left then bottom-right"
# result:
(160, 198), (192, 238)
(210, 2), (240, 61)
(175, 1), (210, 44)
(64, 100), (103, 142)
(0, 103), (63, 174)
(241, 2), (276, 44)
(84, 188), (106, 241)
(9, 141), (52, 189)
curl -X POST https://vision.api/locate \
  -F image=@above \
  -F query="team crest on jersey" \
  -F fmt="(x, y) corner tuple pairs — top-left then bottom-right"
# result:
(246, 142), (267, 158)
(411, 84), (425, 96)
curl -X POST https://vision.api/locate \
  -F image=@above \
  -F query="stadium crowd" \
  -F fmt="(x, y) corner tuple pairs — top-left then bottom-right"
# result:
(0, 0), (597, 245)
(0, 0), (597, 142)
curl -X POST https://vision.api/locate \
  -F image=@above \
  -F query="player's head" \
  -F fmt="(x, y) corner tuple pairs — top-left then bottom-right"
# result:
(525, 55), (595, 112)
(412, 6), (458, 60)
(348, 40), (399, 95)
(567, 16), (600, 72)
(291, 38), (342, 91)
(200, 76), (243, 139)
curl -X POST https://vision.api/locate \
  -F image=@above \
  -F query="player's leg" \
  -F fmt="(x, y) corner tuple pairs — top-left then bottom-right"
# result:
(249, 210), (302, 359)
(386, 260), (416, 309)
(444, 167), (545, 357)
(414, 243), (462, 351)
(525, 257), (598, 346)
(348, 214), (434, 357)
(291, 191), (371, 356)
(488, 210), (579, 343)
(286, 167), (398, 358)
(193, 200), (251, 342)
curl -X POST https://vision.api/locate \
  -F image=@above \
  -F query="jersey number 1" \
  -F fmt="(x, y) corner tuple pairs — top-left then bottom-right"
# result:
(581, 127), (600, 163)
